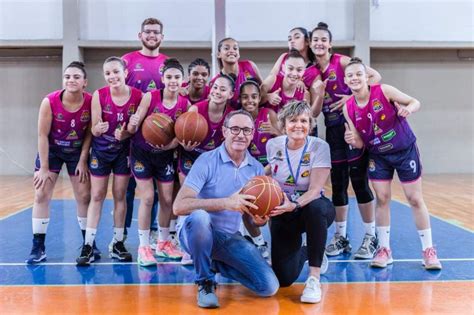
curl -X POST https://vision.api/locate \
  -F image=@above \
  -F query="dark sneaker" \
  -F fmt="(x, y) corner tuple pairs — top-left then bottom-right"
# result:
(354, 234), (378, 259)
(197, 280), (219, 308)
(110, 241), (132, 262)
(325, 233), (352, 256)
(92, 241), (101, 260)
(76, 244), (94, 266)
(26, 234), (47, 264)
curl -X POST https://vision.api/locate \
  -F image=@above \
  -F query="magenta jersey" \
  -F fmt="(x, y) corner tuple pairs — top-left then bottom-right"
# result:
(320, 53), (351, 127)
(266, 74), (305, 113)
(346, 84), (416, 154)
(133, 90), (189, 151)
(182, 82), (211, 105)
(122, 51), (168, 92)
(194, 100), (233, 153)
(48, 90), (92, 153)
(277, 53), (321, 89)
(92, 86), (142, 153)
(248, 107), (274, 165)
(210, 60), (258, 109)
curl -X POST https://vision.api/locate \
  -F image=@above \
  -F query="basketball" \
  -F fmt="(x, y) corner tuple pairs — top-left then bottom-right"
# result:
(174, 111), (209, 144)
(142, 113), (175, 147)
(241, 175), (284, 216)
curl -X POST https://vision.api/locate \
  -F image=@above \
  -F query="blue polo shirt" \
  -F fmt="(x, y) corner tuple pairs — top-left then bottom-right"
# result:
(184, 143), (264, 234)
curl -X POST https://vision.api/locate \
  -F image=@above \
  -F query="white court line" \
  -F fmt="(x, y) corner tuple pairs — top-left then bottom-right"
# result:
(2, 257), (474, 267)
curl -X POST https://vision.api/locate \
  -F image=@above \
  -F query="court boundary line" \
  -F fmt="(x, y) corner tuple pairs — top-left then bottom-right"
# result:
(0, 204), (32, 221)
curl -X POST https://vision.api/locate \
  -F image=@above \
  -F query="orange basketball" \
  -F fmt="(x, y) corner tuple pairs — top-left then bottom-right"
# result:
(142, 113), (175, 147)
(241, 175), (284, 216)
(174, 111), (209, 144)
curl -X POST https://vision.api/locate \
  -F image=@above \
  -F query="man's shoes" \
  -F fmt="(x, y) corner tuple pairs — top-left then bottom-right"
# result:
(197, 280), (219, 308)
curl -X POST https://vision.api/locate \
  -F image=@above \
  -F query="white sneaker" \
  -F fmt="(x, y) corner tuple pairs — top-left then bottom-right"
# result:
(181, 252), (193, 265)
(149, 230), (159, 250)
(300, 276), (321, 303)
(320, 253), (329, 275)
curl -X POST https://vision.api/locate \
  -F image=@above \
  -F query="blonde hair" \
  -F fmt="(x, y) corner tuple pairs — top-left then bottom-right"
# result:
(277, 100), (315, 131)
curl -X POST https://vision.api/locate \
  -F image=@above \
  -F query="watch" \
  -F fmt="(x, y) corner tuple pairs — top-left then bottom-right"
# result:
(291, 201), (301, 211)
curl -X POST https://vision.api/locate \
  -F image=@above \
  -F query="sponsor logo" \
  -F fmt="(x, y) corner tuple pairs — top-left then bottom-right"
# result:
(285, 175), (295, 185)
(378, 143), (393, 153)
(56, 113), (64, 121)
(250, 143), (259, 154)
(332, 83), (338, 91)
(328, 70), (337, 81)
(373, 123), (383, 135)
(372, 99), (383, 112)
(135, 63), (143, 70)
(301, 152), (311, 165)
(66, 130), (78, 140)
(381, 114), (386, 121)
(381, 129), (396, 142)
(261, 136), (268, 143)
(147, 80), (156, 91)
(204, 139), (215, 149)
(80, 110), (90, 122)
(323, 92), (332, 104)
(54, 140), (70, 146)
(104, 104), (112, 113)
(301, 170), (310, 177)
(368, 159), (376, 172)
(90, 157), (99, 169)
(133, 161), (145, 173)
(244, 70), (252, 79)
(369, 138), (381, 146)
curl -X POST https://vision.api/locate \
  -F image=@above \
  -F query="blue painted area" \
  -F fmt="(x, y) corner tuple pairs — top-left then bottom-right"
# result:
(0, 198), (473, 286)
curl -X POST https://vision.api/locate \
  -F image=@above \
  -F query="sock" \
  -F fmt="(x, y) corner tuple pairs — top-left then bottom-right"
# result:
(32, 218), (50, 234)
(363, 221), (376, 236)
(113, 227), (125, 242)
(138, 229), (150, 247)
(85, 228), (97, 246)
(376, 226), (390, 249)
(335, 221), (347, 238)
(159, 227), (170, 241)
(77, 217), (87, 231)
(169, 219), (177, 233)
(418, 228), (433, 250)
(252, 233), (265, 246)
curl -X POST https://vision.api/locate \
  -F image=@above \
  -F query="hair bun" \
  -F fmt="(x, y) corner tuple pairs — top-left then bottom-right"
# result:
(317, 22), (329, 29)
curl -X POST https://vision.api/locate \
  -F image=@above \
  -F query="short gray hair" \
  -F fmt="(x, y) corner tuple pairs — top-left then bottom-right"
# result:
(224, 109), (254, 127)
(277, 100), (315, 131)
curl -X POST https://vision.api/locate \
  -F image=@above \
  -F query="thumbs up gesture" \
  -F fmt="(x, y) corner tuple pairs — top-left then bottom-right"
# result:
(95, 116), (109, 135)
(114, 121), (128, 141)
(344, 122), (356, 146)
(268, 88), (282, 106)
(129, 107), (142, 127)
(394, 101), (411, 118)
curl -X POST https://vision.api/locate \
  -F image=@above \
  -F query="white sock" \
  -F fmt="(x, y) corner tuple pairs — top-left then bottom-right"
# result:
(77, 217), (87, 230)
(418, 228), (433, 250)
(363, 221), (376, 236)
(376, 226), (391, 248)
(169, 219), (177, 233)
(335, 221), (347, 238)
(252, 233), (265, 246)
(113, 227), (125, 242)
(85, 228), (97, 246)
(138, 229), (150, 247)
(32, 218), (49, 234)
(159, 227), (170, 241)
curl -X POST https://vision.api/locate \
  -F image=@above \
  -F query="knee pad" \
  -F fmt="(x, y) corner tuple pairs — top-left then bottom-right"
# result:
(349, 165), (374, 204)
(331, 164), (349, 206)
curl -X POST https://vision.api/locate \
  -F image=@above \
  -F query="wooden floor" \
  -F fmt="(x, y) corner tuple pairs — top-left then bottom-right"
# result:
(2, 174), (473, 230)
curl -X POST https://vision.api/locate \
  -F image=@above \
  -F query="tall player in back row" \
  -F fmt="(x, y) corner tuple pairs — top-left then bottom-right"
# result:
(121, 17), (167, 247)
(343, 57), (442, 270)
(312, 22), (380, 259)
(27, 62), (93, 264)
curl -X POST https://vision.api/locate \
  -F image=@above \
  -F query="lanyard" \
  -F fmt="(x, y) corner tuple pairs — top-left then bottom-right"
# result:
(285, 136), (309, 186)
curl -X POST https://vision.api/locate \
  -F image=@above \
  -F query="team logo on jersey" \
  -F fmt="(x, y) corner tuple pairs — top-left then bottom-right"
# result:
(184, 159), (193, 170)
(147, 80), (156, 91)
(90, 157), (99, 169)
(56, 113), (64, 121)
(128, 105), (136, 116)
(275, 150), (284, 161)
(152, 107), (160, 113)
(204, 139), (215, 149)
(372, 100), (383, 112)
(80, 110), (90, 122)
(301, 170), (310, 178)
(66, 130), (78, 140)
(285, 175), (295, 185)
(261, 137), (268, 144)
(104, 104), (112, 113)
(355, 111), (362, 121)
(368, 159), (376, 172)
(250, 143), (259, 154)
(135, 63), (143, 70)
(381, 114), (386, 121)
(373, 123), (383, 135)
(244, 70), (252, 79)
(381, 129), (396, 142)
(133, 161), (145, 173)
(323, 92), (332, 104)
(301, 153), (311, 165)
(328, 70), (337, 81)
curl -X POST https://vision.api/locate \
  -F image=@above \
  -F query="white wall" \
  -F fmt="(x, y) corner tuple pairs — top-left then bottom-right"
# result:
(370, 0), (474, 41)
(0, 0), (62, 39)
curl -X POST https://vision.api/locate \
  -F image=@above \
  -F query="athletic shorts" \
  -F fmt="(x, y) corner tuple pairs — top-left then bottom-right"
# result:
(89, 147), (130, 177)
(130, 143), (175, 182)
(326, 124), (364, 164)
(34, 147), (81, 175)
(368, 142), (422, 183)
(177, 148), (201, 176)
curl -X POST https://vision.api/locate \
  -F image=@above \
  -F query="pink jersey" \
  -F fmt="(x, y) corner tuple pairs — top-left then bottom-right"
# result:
(122, 51), (168, 92)
(320, 53), (351, 127)
(266, 74), (305, 113)
(277, 53), (321, 89)
(346, 84), (416, 154)
(210, 60), (258, 109)
(48, 90), (92, 152)
(195, 100), (232, 153)
(133, 90), (189, 151)
(248, 107), (274, 165)
(92, 86), (142, 152)
(182, 82), (211, 105)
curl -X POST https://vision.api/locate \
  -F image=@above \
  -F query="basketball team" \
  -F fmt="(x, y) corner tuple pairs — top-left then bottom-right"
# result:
(26, 18), (442, 308)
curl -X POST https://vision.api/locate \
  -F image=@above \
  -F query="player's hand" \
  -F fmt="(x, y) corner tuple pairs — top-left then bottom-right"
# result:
(94, 117), (109, 135)
(270, 193), (295, 216)
(114, 122), (128, 141)
(129, 108), (142, 127)
(179, 86), (189, 96)
(344, 122), (357, 146)
(178, 140), (200, 152)
(248, 213), (270, 226)
(267, 88), (282, 106)
(75, 160), (90, 183)
(329, 94), (351, 112)
(295, 80), (306, 93)
(158, 137), (179, 151)
(33, 168), (53, 190)
(226, 192), (258, 214)
(394, 102), (412, 118)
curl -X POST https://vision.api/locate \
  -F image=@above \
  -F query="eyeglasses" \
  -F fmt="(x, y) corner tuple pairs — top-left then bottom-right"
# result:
(226, 126), (254, 136)
(143, 30), (161, 35)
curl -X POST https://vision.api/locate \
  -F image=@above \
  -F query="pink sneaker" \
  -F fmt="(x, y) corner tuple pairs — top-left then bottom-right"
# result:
(181, 252), (193, 265)
(422, 247), (442, 270)
(156, 240), (184, 259)
(137, 245), (157, 267)
(370, 247), (393, 268)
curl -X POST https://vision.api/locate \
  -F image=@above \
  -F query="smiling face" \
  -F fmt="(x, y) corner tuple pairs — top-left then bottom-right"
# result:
(344, 63), (368, 92)
(217, 39), (240, 65)
(223, 113), (254, 153)
(63, 67), (87, 93)
(162, 68), (183, 93)
(139, 23), (163, 51)
(189, 65), (209, 89)
(284, 112), (311, 141)
(209, 77), (234, 105)
(283, 56), (306, 85)
(311, 29), (332, 57)
(103, 60), (127, 88)
(240, 84), (261, 114)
